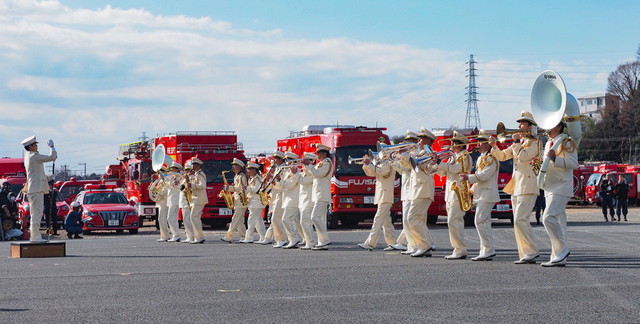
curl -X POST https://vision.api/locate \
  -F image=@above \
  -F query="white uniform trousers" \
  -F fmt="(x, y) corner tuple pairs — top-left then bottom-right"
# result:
(244, 207), (266, 241)
(181, 207), (193, 241)
(542, 194), (570, 262)
(310, 202), (331, 246)
(363, 203), (397, 247)
(27, 192), (44, 241)
(407, 198), (433, 251)
(395, 200), (411, 246)
(283, 207), (302, 243)
(511, 194), (539, 259)
(264, 204), (286, 242)
(225, 206), (247, 240)
(299, 205), (315, 248)
(190, 204), (205, 241)
(474, 202), (495, 256)
(166, 205), (181, 239)
(157, 203), (170, 240)
(446, 200), (467, 255)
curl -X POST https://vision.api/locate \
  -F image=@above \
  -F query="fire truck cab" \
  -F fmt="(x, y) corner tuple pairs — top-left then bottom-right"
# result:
(277, 125), (401, 228)
(154, 131), (246, 227)
(118, 141), (156, 225)
(585, 163), (639, 205)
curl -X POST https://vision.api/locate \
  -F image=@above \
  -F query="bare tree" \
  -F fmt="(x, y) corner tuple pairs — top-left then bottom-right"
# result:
(607, 61), (640, 102)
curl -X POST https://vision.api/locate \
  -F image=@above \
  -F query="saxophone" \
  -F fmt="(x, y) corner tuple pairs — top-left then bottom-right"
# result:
(450, 151), (473, 212)
(219, 170), (234, 209)
(531, 137), (543, 176)
(182, 172), (193, 210)
(238, 174), (249, 207)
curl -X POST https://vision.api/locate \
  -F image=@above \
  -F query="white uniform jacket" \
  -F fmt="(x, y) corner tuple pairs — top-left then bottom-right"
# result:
(165, 172), (182, 207)
(468, 152), (500, 203)
(363, 163), (395, 205)
(491, 136), (540, 196)
(436, 150), (473, 203)
(298, 169), (314, 209)
(542, 135), (578, 197)
(282, 171), (302, 209)
(392, 158), (412, 202)
(228, 173), (248, 206)
(410, 150), (438, 201)
(246, 174), (264, 209)
(24, 149), (57, 194)
(190, 170), (208, 205)
(305, 157), (333, 203)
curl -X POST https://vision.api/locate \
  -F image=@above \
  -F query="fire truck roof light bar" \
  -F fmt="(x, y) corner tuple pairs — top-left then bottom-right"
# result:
(156, 131), (236, 137)
(175, 143), (244, 153)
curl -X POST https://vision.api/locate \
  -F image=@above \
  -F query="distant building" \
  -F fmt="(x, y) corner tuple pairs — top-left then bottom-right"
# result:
(576, 93), (620, 121)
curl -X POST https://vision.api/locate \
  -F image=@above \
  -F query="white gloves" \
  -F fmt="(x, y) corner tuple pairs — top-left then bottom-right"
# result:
(47, 139), (54, 148)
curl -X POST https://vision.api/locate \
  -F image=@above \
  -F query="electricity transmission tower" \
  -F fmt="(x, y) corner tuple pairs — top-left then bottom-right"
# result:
(464, 54), (481, 129)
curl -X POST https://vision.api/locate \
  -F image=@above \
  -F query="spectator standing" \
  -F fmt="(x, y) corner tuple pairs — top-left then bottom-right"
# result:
(534, 189), (546, 225)
(615, 175), (629, 222)
(600, 176), (615, 222)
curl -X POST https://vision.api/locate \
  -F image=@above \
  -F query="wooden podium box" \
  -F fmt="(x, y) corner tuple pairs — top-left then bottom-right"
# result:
(10, 242), (66, 258)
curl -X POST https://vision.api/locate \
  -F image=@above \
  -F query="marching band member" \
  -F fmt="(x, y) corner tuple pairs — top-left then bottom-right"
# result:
(150, 166), (170, 242)
(539, 121), (578, 267)
(390, 131), (420, 251)
(357, 151), (398, 251)
(435, 131), (473, 260)
(489, 111), (541, 264)
(460, 131), (499, 261)
(179, 161), (194, 243)
(188, 158), (208, 244)
(404, 128), (439, 257)
(21, 136), (57, 242)
(260, 150), (287, 246)
(280, 152), (303, 249)
(240, 162), (267, 243)
(302, 144), (333, 250)
(221, 158), (248, 242)
(298, 152), (317, 250)
(165, 162), (183, 242)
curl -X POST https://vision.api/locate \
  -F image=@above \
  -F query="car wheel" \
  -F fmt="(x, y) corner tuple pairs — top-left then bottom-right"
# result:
(463, 212), (475, 227)
(82, 230), (91, 235)
(116, 229), (124, 234)
(427, 215), (438, 225)
(327, 211), (339, 229)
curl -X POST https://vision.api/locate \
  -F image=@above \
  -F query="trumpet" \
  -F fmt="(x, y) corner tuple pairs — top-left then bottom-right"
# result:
(409, 150), (453, 172)
(347, 149), (376, 165)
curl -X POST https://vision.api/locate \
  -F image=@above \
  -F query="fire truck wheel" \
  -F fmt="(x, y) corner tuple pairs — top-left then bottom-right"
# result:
(129, 229), (138, 234)
(463, 212), (475, 227)
(116, 229), (124, 234)
(327, 211), (339, 229)
(426, 215), (438, 225)
(339, 216), (359, 227)
(155, 218), (160, 230)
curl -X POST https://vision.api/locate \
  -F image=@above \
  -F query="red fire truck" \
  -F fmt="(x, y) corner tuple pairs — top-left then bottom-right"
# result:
(429, 128), (516, 225)
(0, 158), (27, 195)
(570, 165), (594, 204)
(118, 140), (156, 224)
(154, 131), (246, 227)
(276, 125), (402, 228)
(585, 163), (639, 205)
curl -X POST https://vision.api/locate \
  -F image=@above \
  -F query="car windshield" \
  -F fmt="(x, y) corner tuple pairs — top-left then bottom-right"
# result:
(201, 160), (235, 183)
(83, 192), (128, 204)
(334, 146), (376, 177)
(60, 185), (81, 199)
(587, 173), (601, 186)
(20, 191), (65, 203)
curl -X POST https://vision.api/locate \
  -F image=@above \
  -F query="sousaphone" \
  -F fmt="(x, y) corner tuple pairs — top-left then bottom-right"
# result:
(151, 144), (174, 172)
(530, 70), (582, 188)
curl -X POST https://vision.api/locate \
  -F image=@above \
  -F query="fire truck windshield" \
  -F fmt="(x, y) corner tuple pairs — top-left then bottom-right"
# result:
(334, 146), (376, 177)
(201, 160), (235, 183)
(467, 151), (513, 173)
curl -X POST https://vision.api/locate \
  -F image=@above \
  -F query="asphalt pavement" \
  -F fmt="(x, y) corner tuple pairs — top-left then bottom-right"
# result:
(1, 205), (639, 323)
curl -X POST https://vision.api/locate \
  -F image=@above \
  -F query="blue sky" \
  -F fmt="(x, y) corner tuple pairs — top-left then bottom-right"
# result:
(1, 0), (638, 174)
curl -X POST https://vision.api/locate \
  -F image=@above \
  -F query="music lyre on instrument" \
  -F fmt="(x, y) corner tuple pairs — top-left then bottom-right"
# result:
(530, 70), (582, 189)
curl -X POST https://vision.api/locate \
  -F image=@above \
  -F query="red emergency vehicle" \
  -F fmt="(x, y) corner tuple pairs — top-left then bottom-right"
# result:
(429, 128), (515, 225)
(154, 131), (247, 227)
(73, 184), (139, 234)
(118, 140), (156, 224)
(0, 158), (27, 195)
(277, 125), (401, 228)
(585, 163), (639, 205)
(570, 165), (594, 204)
(58, 177), (104, 204)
